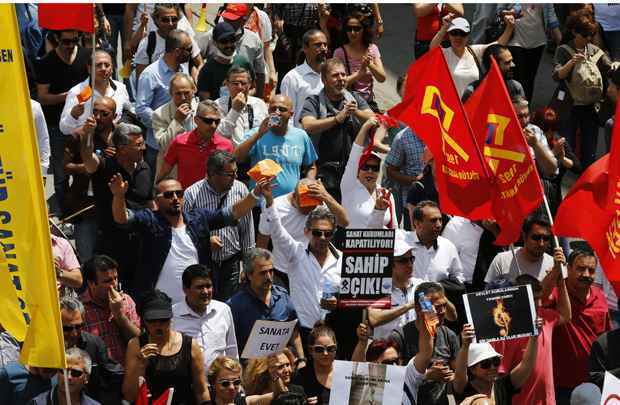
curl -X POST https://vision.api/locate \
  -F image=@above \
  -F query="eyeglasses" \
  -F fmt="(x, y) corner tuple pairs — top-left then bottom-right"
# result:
(218, 379), (242, 388)
(311, 229), (334, 238)
(345, 25), (363, 33)
(268, 106), (289, 113)
(60, 38), (80, 46)
(159, 16), (179, 24)
(381, 358), (399, 365)
(312, 345), (337, 354)
(62, 324), (84, 333)
(530, 234), (551, 242)
(360, 164), (380, 172)
(478, 357), (501, 370)
(66, 368), (85, 378)
(393, 256), (414, 264)
(158, 190), (184, 199)
(198, 116), (221, 126)
(217, 170), (238, 178)
(449, 30), (469, 37)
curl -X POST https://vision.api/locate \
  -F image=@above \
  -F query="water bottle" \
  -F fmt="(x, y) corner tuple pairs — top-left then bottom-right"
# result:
(321, 280), (336, 320)
(418, 292), (438, 336)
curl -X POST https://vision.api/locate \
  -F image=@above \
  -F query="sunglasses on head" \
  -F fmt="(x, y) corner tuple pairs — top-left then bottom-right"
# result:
(381, 358), (399, 365)
(360, 164), (380, 173)
(60, 38), (80, 46)
(345, 25), (363, 33)
(198, 116), (221, 126)
(218, 379), (241, 388)
(311, 229), (334, 238)
(531, 234), (551, 242)
(312, 345), (337, 354)
(66, 368), (85, 378)
(159, 190), (184, 199)
(478, 357), (501, 369)
(62, 324), (84, 333)
(449, 30), (469, 37)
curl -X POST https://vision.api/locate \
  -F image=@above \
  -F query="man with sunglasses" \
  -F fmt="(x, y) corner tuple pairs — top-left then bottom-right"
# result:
(158, 100), (233, 189)
(36, 29), (90, 216)
(484, 215), (556, 286)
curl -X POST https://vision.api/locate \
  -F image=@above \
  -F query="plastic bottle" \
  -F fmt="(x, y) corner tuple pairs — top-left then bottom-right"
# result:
(418, 292), (438, 337)
(321, 280), (337, 320)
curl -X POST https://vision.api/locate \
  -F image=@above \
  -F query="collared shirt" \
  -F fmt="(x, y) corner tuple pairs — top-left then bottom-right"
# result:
(80, 289), (141, 364)
(384, 126), (426, 208)
(341, 143), (397, 229)
(172, 299), (238, 368)
(263, 204), (342, 328)
(136, 57), (189, 150)
(552, 285), (611, 389)
(280, 61), (323, 127)
(163, 129), (233, 188)
(373, 277), (424, 339)
(484, 248), (554, 285)
(397, 230), (464, 283)
(51, 234), (80, 290)
(227, 284), (298, 353)
(216, 95), (269, 147)
(184, 179), (255, 262)
(441, 217), (485, 284)
(59, 77), (130, 135)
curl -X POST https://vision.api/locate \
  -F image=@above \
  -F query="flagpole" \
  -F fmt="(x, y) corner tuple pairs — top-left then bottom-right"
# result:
(63, 369), (72, 405)
(509, 244), (523, 276)
(90, 3), (96, 112)
(542, 194), (568, 278)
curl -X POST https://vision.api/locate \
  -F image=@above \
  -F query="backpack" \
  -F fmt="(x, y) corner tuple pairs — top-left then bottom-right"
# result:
(561, 44), (605, 106)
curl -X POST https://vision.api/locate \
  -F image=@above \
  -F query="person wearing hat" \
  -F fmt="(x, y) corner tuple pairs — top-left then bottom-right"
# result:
(429, 13), (515, 97)
(197, 3), (266, 100)
(341, 116), (397, 229)
(123, 290), (211, 404)
(453, 320), (541, 405)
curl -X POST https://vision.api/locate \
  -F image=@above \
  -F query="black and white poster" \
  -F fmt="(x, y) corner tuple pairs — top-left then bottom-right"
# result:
(329, 360), (407, 405)
(463, 285), (538, 343)
(339, 229), (395, 309)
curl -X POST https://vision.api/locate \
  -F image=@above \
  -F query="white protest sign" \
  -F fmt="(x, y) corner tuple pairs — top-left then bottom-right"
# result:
(601, 372), (620, 404)
(241, 319), (297, 359)
(329, 360), (406, 405)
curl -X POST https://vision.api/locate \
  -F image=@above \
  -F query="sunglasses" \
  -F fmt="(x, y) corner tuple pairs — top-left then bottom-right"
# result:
(530, 234), (551, 242)
(158, 190), (184, 199)
(66, 368), (85, 378)
(160, 16), (179, 24)
(381, 358), (399, 365)
(478, 357), (501, 370)
(218, 37), (237, 45)
(198, 116), (221, 126)
(345, 25), (363, 33)
(312, 345), (337, 354)
(393, 256), (415, 264)
(360, 164), (380, 172)
(449, 30), (469, 37)
(311, 229), (334, 238)
(62, 324), (84, 333)
(60, 38), (80, 46)
(268, 106), (289, 113)
(218, 379), (242, 388)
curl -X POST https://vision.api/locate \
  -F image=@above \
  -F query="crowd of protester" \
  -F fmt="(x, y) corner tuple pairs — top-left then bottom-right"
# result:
(4, 2), (620, 405)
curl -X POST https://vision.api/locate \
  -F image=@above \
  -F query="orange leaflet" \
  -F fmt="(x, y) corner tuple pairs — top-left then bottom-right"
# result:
(248, 159), (282, 182)
(297, 183), (321, 208)
(76, 85), (92, 103)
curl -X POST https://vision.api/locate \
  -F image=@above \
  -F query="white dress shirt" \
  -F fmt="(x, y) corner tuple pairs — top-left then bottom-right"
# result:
(59, 78), (130, 135)
(397, 229), (464, 283)
(264, 204), (342, 328)
(373, 277), (424, 339)
(280, 61), (323, 127)
(215, 95), (269, 147)
(172, 299), (238, 368)
(31, 100), (50, 175)
(441, 216), (485, 284)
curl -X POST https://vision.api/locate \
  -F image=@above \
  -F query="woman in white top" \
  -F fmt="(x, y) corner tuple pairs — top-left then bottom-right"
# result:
(429, 15), (514, 98)
(59, 49), (130, 136)
(340, 117), (397, 229)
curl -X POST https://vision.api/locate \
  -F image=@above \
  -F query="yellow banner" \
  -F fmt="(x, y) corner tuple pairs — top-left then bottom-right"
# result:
(0, 4), (65, 368)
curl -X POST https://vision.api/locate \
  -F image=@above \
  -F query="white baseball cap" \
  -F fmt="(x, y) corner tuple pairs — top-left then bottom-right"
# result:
(447, 17), (471, 34)
(467, 343), (502, 368)
(394, 238), (413, 257)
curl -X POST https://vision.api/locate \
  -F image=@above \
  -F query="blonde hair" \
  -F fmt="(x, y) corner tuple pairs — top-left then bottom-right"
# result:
(243, 349), (296, 395)
(208, 356), (241, 385)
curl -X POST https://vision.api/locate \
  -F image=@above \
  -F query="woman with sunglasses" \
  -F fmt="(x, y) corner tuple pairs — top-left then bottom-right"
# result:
(123, 290), (211, 405)
(292, 321), (336, 404)
(453, 322), (540, 404)
(208, 356), (276, 405)
(244, 349), (308, 404)
(333, 11), (386, 112)
(429, 14), (514, 98)
(340, 116), (397, 229)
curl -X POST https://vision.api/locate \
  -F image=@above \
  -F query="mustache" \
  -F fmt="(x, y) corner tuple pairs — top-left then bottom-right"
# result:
(578, 276), (594, 284)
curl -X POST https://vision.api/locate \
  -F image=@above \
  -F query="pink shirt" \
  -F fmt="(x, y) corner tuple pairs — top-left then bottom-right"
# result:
(491, 307), (559, 405)
(51, 234), (80, 290)
(333, 43), (381, 100)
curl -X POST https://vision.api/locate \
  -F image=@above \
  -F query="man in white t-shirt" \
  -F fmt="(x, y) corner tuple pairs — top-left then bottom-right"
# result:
(485, 216), (555, 286)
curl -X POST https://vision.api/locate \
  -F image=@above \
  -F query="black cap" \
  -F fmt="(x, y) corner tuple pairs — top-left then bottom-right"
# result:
(140, 290), (173, 321)
(213, 21), (237, 42)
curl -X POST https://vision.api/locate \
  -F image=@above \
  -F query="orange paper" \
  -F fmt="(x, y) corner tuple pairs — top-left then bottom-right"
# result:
(76, 85), (92, 103)
(297, 184), (321, 208)
(248, 159), (282, 182)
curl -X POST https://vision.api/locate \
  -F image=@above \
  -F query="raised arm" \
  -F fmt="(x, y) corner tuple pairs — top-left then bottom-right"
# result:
(109, 173), (129, 224)
(509, 319), (540, 389)
(78, 117), (102, 174)
(368, 302), (415, 327)
(453, 323), (475, 394)
(307, 180), (349, 228)
(233, 116), (269, 162)
(351, 322), (371, 362)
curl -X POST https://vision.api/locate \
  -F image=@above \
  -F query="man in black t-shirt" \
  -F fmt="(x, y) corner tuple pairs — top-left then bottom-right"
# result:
(36, 29), (90, 215)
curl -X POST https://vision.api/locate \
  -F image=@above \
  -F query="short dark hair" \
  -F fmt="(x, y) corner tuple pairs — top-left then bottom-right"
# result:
(152, 3), (179, 21)
(521, 215), (551, 236)
(482, 44), (509, 71)
(182, 264), (213, 289)
(412, 200), (439, 222)
(227, 65), (252, 81)
(414, 281), (445, 298)
(568, 247), (597, 267)
(83, 255), (118, 283)
(112, 123), (143, 147)
(206, 150), (236, 176)
(138, 289), (172, 319)
(165, 29), (189, 53)
(515, 274), (542, 294)
(341, 11), (374, 48)
(302, 29), (324, 47)
(320, 58), (346, 78)
(366, 338), (400, 363)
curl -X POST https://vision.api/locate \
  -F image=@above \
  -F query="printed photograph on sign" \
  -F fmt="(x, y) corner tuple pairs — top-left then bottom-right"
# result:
(329, 360), (407, 405)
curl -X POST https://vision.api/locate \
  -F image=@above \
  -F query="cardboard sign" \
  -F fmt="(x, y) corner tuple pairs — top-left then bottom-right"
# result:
(339, 229), (395, 309)
(601, 372), (620, 405)
(463, 285), (538, 343)
(329, 360), (407, 405)
(241, 319), (297, 359)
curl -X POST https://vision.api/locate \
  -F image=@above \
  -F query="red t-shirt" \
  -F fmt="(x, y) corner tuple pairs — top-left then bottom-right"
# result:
(416, 5), (449, 41)
(164, 129), (233, 189)
(491, 307), (559, 405)
(552, 286), (611, 389)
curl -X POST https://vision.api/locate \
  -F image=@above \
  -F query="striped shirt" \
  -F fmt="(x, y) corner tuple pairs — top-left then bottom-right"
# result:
(183, 179), (255, 261)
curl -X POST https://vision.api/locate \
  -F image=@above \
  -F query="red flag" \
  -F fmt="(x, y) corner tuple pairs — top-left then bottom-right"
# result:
(152, 388), (174, 405)
(554, 100), (620, 296)
(389, 48), (493, 219)
(38, 4), (94, 33)
(464, 58), (544, 245)
(135, 381), (149, 405)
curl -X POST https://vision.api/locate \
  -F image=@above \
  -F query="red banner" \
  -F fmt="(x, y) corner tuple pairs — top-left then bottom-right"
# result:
(389, 48), (492, 220)
(464, 58), (544, 245)
(554, 101), (620, 296)
(38, 4), (94, 33)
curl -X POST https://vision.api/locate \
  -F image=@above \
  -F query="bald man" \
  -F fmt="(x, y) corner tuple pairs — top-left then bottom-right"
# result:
(234, 94), (318, 198)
